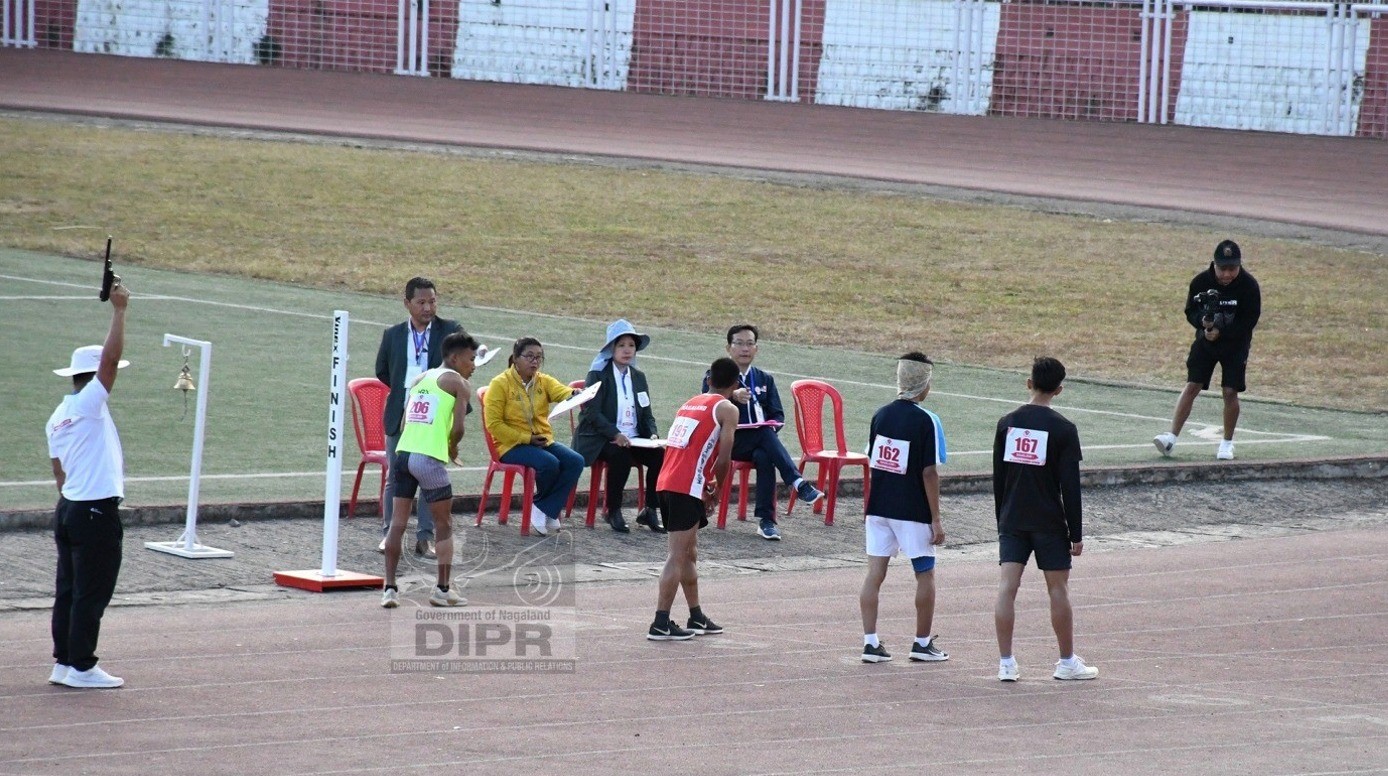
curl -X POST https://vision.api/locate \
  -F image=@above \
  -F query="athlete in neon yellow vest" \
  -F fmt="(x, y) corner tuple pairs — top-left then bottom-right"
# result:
(383, 331), (480, 609)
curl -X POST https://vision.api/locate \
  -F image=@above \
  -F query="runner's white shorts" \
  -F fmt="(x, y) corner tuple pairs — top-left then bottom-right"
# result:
(865, 514), (936, 559)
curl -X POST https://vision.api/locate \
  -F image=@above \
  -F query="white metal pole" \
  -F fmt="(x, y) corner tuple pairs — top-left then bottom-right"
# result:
(964, 0), (974, 111)
(3, 0), (11, 48)
(778, 0), (790, 99)
(1159, 0), (1173, 123)
(409, 0), (419, 75)
(971, 0), (982, 110)
(953, 0), (963, 112)
(162, 335), (212, 551)
(1338, 2), (1349, 133)
(1138, 0), (1150, 122)
(790, 0), (802, 101)
(396, 0), (407, 73)
(420, 0), (430, 74)
(766, 0), (777, 99)
(320, 310), (349, 578)
(1147, 0), (1162, 123)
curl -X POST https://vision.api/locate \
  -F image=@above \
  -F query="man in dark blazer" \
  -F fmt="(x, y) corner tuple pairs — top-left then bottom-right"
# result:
(703, 324), (823, 541)
(374, 277), (463, 558)
(573, 320), (666, 534)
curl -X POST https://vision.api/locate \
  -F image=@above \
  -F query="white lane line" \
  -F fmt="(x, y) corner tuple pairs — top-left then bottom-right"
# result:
(0, 467), (487, 488)
(3, 272), (1329, 432)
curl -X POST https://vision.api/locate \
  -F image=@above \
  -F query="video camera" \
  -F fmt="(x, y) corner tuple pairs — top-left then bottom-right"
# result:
(1193, 288), (1228, 329)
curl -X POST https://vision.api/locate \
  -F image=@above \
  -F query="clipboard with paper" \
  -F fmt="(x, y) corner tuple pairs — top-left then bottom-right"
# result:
(548, 380), (602, 419)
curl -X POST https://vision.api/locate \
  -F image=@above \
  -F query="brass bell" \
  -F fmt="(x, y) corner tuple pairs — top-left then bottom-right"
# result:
(174, 363), (196, 393)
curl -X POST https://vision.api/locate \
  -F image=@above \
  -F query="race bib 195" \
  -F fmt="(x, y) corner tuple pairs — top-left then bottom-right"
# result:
(1003, 427), (1049, 466)
(666, 416), (699, 449)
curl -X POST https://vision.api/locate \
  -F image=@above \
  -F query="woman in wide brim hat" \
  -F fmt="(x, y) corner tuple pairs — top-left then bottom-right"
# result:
(573, 320), (666, 534)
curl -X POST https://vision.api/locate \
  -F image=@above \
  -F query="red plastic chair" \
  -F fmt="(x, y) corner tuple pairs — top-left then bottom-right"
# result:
(567, 379), (645, 528)
(715, 459), (767, 529)
(474, 386), (539, 536)
(347, 377), (390, 518)
(787, 379), (870, 526)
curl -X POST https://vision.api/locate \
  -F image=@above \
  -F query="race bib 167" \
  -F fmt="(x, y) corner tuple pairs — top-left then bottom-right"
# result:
(1003, 427), (1049, 466)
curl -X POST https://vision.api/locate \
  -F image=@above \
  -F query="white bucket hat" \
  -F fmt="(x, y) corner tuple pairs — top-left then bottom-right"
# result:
(54, 345), (129, 377)
(589, 319), (651, 371)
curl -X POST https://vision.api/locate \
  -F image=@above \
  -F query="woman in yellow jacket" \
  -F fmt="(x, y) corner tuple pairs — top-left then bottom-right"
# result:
(484, 337), (585, 536)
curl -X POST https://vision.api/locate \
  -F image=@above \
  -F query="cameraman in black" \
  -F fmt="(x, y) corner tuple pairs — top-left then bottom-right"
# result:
(1153, 240), (1261, 461)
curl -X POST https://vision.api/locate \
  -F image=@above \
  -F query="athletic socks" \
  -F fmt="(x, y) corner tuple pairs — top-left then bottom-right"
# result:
(654, 610), (671, 628)
(689, 606), (704, 622)
(1000, 656), (1017, 667)
(1059, 655), (1079, 668)
(438, 584), (449, 593)
(915, 636), (933, 649)
(864, 633), (880, 648)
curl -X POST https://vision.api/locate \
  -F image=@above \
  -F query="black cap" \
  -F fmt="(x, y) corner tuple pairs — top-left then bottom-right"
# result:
(1213, 239), (1241, 267)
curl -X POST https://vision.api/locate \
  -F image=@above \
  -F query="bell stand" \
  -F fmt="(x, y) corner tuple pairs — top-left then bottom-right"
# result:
(145, 333), (234, 559)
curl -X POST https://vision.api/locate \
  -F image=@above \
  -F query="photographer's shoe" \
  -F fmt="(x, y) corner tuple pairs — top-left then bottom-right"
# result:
(1217, 440), (1235, 460)
(1153, 432), (1176, 457)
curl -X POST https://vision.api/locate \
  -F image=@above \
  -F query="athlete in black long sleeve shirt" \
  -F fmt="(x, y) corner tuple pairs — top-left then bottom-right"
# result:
(992, 357), (1097, 682)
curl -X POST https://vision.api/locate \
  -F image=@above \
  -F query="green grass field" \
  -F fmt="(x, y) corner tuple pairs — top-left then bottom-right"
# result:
(4, 248), (1382, 514)
(2, 116), (1385, 413)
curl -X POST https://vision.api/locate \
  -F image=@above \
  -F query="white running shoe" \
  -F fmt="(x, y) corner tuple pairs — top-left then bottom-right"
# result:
(547, 517), (562, 534)
(381, 587), (400, 608)
(1153, 432), (1176, 457)
(998, 662), (1019, 682)
(47, 664), (70, 685)
(1217, 440), (1235, 460)
(1053, 656), (1099, 680)
(529, 506), (548, 536)
(429, 585), (466, 607)
(61, 664), (124, 689)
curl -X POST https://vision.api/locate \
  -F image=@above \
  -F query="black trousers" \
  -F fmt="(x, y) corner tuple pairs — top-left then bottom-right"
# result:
(52, 496), (123, 672)
(595, 443), (664, 516)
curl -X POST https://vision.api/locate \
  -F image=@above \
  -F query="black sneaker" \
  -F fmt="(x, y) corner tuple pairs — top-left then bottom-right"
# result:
(862, 643), (892, 663)
(686, 613), (723, 635)
(647, 621), (696, 641)
(908, 638), (949, 662)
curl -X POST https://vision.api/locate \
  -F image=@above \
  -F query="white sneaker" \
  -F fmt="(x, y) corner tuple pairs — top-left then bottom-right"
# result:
(47, 664), (70, 685)
(1217, 440), (1235, 460)
(1153, 432), (1176, 457)
(547, 517), (562, 534)
(377, 537), (387, 553)
(381, 587), (399, 608)
(429, 585), (466, 607)
(529, 505), (548, 536)
(1053, 656), (1099, 681)
(998, 661), (1019, 682)
(61, 664), (124, 689)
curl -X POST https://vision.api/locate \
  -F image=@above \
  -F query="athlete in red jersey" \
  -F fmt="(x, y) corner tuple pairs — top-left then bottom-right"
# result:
(647, 357), (740, 641)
